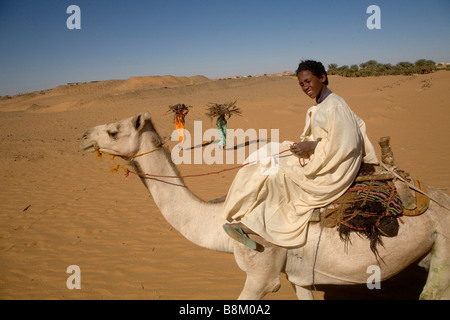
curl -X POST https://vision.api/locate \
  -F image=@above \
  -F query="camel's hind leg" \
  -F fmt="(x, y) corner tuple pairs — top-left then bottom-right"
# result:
(420, 232), (450, 299)
(419, 190), (450, 299)
(293, 285), (314, 300)
(233, 237), (287, 300)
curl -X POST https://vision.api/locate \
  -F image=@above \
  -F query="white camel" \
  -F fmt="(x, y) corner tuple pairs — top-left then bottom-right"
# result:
(80, 112), (450, 299)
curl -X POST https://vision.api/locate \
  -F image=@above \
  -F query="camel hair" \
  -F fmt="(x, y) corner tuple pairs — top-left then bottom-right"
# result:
(80, 111), (450, 300)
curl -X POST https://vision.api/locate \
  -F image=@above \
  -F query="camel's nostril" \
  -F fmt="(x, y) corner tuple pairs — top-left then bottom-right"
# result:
(82, 129), (93, 140)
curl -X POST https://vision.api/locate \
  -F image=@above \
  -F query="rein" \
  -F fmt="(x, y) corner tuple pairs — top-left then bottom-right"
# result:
(127, 145), (165, 160)
(97, 144), (294, 179)
(95, 144), (165, 176)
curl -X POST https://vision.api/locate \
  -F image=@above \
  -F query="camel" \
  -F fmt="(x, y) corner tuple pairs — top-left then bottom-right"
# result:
(80, 112), (450, 299)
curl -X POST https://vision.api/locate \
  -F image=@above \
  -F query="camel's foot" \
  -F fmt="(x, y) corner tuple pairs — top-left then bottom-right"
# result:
(209, 194), (227, 204)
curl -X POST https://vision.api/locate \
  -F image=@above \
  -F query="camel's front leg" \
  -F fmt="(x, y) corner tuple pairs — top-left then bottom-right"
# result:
(233, 237), (287, 300)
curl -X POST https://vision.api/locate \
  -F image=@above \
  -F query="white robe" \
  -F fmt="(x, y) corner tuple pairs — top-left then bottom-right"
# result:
(222, 93), (378, 247)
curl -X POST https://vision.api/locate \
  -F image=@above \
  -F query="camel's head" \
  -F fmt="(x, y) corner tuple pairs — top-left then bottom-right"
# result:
(80, 112), (163, 158)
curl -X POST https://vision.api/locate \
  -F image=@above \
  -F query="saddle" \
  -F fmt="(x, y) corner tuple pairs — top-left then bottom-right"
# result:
(310, 163), (430, 258)
(398, 178), (430, 216)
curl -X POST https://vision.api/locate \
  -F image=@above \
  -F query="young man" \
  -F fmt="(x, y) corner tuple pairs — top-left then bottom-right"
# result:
(223, 60), (378, 249)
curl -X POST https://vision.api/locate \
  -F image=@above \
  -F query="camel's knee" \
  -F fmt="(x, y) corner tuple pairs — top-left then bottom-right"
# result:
(238, 273), (281, 300)
(233, 238), (287, 299)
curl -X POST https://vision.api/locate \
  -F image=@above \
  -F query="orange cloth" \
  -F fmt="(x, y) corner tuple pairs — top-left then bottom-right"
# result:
(175, 114), (185, 143)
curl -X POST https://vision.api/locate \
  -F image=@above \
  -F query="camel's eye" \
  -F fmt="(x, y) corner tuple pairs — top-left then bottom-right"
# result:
(107, 130), (119, 140)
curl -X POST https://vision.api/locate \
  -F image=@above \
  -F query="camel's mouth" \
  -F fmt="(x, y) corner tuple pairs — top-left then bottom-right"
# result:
(81, 145), (97, 153)
(80, 141), (99, 153)
(80, 141), (123, 158)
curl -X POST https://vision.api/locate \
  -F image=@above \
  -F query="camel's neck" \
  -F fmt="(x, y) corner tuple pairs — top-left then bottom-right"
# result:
(132, 132), (233, 253)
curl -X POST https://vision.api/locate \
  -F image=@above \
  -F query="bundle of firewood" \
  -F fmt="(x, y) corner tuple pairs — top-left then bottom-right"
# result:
(205, 100), (242, 119)
(166, 103), (191, 114)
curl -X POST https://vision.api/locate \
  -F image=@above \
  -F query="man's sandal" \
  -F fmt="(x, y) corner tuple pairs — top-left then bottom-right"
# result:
(223, 223), (257, 250)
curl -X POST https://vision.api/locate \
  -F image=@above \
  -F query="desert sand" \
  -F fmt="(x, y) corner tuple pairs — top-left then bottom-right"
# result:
(0, 71), (449, 300)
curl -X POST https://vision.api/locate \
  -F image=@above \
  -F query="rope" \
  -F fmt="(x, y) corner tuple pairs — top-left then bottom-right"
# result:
(127, 145), (165, 159)
(129, 162), (253, 179)
(312, 216), (325, 290)
(99, 145), (293, 180)
(379, 162), (450, 211)
(96, 144), (165, 176)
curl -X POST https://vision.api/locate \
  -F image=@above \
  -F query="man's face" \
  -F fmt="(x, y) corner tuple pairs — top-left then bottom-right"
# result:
(297, 70), (326, 99)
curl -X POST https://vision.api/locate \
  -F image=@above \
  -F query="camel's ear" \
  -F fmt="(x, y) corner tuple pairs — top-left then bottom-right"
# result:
(133, 112), (151, 131)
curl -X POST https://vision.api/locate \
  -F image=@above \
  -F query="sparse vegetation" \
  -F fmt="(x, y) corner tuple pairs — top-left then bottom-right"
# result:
(421, 79), (432, 89)
(327, 59), (439, 77)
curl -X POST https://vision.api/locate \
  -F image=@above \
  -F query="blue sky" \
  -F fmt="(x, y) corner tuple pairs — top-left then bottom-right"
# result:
(0, 0), (449, 95)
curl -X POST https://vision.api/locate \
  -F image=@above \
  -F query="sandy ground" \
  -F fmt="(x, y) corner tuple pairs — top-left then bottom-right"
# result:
(0, 71), (449, 300)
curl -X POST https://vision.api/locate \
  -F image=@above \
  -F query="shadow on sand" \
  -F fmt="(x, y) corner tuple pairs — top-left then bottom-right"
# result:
(182, 138), (267, 151)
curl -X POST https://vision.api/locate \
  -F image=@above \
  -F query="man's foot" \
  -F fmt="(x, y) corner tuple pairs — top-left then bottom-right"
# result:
(209, 194), (227, 204)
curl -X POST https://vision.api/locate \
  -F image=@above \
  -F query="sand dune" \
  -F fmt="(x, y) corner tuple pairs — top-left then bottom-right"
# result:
(0, 71), (449, 300)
